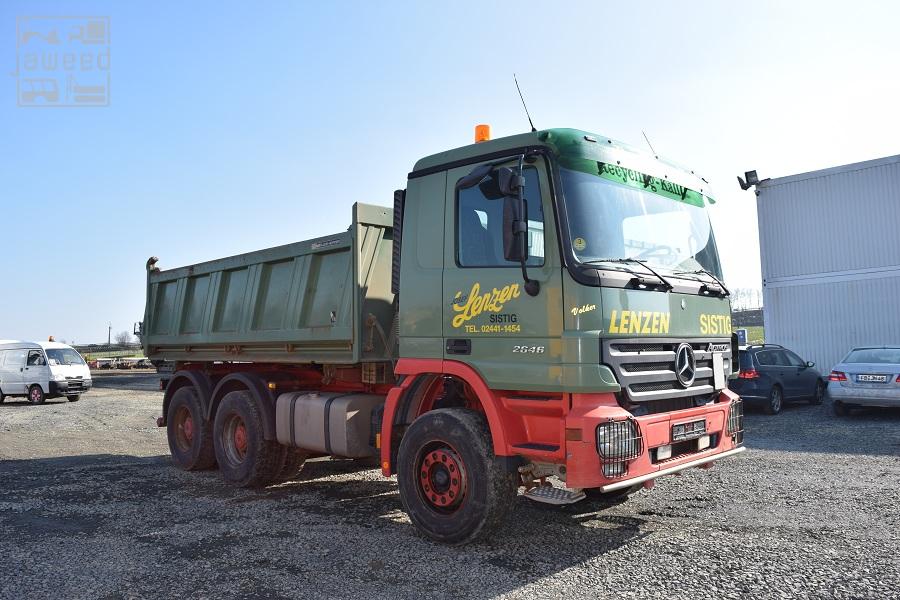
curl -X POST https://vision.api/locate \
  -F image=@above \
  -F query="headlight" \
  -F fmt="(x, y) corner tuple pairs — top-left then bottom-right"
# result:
(727, 399), (744, 445)
(52, 373), (67, 382)
(596, 419), (643, 461)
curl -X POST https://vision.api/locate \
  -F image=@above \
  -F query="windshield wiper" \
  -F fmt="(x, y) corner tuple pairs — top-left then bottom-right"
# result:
(583, 258), (674, 291)
(673, 268), (730, 296)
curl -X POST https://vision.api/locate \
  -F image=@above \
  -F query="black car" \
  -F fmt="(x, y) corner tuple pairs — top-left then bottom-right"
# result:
(729, 344), (825, 414)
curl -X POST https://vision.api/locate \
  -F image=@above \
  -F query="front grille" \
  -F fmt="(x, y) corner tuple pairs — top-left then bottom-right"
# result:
(603, 338), (730, 404)
(639, 396), (699, 415)
(66, 378), (85, 391)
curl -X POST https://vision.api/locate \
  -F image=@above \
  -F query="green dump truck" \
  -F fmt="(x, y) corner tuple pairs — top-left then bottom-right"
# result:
(142, 127), (745, 544)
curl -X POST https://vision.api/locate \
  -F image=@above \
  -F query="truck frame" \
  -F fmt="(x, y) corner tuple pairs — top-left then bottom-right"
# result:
(143, 127), (745, 544)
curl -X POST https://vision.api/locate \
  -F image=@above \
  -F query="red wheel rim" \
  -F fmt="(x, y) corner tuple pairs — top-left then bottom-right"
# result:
(174, 406), (194, 451)
(233, 422), (248, 457)
(222, 413), (249, 465)
(418, 445), (466, 512)
(30, 387), (41, 402)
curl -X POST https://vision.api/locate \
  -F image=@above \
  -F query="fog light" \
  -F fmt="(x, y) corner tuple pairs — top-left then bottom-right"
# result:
(656, 445), (672, 461)
(603, 462), (627, 478)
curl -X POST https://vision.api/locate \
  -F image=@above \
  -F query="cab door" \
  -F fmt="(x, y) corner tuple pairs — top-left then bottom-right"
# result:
(441, 156), (563, 391)
(24, 349), (50, 393)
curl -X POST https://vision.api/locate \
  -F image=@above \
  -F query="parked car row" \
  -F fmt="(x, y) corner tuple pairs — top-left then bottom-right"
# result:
(729, 343), (900, 417)
(88, 357), (154, 370)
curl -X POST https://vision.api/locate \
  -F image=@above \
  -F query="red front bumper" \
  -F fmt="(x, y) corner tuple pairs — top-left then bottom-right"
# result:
(564, 388), (745, 490)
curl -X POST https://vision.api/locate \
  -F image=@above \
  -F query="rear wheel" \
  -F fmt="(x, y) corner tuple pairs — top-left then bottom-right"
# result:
(764, 385), (783, 415)
(809, 381), (825, 405)
(67, 395), (81, 403)
(213, 390), (282, 488)
(166, 386), (216, 470)
(270, 447), (308, 484)
(28, 385), (45, 405)
(833, 399), (851, 417)
(397, 408), (518, 545)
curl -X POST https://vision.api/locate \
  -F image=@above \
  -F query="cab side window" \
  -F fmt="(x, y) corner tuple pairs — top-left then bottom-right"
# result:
(457, 167), (544, 268)
(27, 350), (45, 366)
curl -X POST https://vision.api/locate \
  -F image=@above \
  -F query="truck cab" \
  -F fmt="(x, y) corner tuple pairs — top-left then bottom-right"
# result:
(387, 127), (743, 514)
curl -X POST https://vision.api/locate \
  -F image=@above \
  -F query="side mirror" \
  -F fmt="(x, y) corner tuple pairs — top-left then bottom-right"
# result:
(497, 167), (524, 196)
(806, 361), (815, 368)
(502, 196), (526, 262)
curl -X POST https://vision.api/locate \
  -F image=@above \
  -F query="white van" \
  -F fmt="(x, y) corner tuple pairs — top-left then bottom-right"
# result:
(0, 341), (93, 404)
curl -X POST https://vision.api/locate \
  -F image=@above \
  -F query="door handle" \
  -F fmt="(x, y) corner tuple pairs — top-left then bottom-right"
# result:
(446, 339), (471, 355)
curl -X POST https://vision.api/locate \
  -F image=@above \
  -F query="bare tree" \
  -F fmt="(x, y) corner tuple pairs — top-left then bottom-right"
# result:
(114, 331), (132, 346)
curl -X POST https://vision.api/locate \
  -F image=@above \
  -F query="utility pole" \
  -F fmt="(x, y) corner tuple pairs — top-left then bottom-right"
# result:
(108, 322), (112, 346)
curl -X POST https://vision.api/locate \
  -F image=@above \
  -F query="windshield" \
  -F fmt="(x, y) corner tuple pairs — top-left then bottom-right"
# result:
(844, 348), (900, 364)
(45, 348), (86, 366)
(560, 167), (723, 278)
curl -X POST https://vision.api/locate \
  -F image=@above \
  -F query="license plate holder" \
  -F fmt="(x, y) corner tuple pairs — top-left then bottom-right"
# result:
(857, 374), (888, 383)
(672, 419), (707, 442)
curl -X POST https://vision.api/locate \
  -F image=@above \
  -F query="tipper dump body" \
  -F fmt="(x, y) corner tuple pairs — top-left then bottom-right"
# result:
(143, 203), (395, 365)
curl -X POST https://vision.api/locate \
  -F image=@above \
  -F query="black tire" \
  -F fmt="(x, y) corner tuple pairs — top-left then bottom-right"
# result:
(28, 385), (45, 405)
(213, 390), (282, 488)
(397, 408), (518, 545)
(584, 484), (641, 505)
(0, 392), (5, 403)
(764, 385), (783, 415)
(810, 381), (825, 405)
(270, 447), (308, 484)
(166, 386), (216, 471)
(833, 399), (851, 417)
(67, 395), (81, 403)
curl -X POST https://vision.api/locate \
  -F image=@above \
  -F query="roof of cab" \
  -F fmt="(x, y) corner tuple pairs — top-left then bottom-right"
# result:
(0, 340), (42, 349)
(410, 127), (713, 199)
(38, 341), (78, 350)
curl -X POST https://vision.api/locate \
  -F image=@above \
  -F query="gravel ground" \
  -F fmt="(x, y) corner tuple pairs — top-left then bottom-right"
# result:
(1, 373), (899, 599)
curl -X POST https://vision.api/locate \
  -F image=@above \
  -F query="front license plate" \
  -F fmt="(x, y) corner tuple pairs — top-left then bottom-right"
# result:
(857, 374), (888, 383)
(672, 419), (707, 442)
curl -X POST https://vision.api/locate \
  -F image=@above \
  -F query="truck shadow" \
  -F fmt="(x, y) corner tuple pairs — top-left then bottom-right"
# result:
(0, 453), (649, 598)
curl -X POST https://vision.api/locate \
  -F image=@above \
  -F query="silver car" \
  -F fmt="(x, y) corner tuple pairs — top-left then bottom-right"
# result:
(827, 346), (900, 415)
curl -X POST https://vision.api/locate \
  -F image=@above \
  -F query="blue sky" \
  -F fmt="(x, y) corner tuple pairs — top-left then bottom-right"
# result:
(2, 1), (899, 343)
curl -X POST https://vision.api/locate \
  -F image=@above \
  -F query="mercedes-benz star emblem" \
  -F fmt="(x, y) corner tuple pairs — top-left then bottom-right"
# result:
(674, 343), (696, 388)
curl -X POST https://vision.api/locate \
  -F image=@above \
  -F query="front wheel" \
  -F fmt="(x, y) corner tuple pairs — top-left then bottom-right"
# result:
(67, 395), (81, 403)
(28, 385), (45, 405)
(764, 386), (783, 415)
(397, 408), (518, 545)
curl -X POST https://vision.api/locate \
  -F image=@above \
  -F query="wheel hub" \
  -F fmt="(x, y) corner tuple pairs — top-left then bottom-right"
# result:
(419, 448), (466, 510)
(233, 422), (248, 456)
(182, 416), (194, 442)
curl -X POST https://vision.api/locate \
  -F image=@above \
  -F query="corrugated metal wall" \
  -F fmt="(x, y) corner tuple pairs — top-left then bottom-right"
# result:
(757, 155), (900, 370)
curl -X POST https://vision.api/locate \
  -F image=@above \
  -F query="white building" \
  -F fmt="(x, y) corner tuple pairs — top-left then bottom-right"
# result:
(752, 154), (900, 371)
